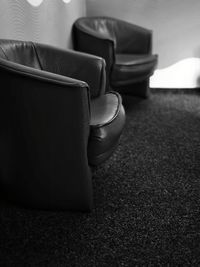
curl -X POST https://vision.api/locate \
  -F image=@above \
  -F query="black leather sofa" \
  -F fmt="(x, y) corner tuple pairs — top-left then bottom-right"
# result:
(73, 16), (158, 98)
(0, 39), (125, 211)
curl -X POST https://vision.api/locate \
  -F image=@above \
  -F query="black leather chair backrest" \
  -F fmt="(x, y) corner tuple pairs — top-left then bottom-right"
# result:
(0, 39), (95, 211)
(77, 17), (117, 45)
(0, 39), (106, 98)
(0, 39), (42, 69)
(74, 17), (152, 54)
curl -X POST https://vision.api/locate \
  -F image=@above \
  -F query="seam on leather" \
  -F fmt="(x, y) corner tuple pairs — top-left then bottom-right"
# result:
(111, 75), (151, 86)
(98, 59), (106, 96)
(115, 58), (157, 68)
(0, 46), (9, 60)
(0, 59), (87, 88)
(89, 134), (103, 142)
(32, 42), (43, 70)
(148, 31), (152, 53)
(90, 91), (122, 128)
(75, 23), (115, 44)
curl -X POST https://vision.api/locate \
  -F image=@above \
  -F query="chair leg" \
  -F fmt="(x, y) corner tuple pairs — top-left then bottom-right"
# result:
(114, 79), (150, 98)
(134, 79), (150, 98)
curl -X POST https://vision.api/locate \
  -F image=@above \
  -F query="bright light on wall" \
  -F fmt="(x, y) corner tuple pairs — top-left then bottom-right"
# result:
(150, 58), (200, 88)
(26, 0), (72, 6)
(62, 0), (72, 3)
(26, 0), (44, 7)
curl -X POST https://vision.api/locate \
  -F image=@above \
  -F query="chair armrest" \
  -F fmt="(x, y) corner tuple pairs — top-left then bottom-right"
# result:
(115, 20), (153, 54)
(34, 43), (106, 98)
(73, 22), (115, 92)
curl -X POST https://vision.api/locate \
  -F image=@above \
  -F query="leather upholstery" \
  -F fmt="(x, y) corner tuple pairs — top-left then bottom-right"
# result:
(89, 92), (125, 165)
(111, 54), (158, 86)
(0, 39), (125, 211)
(0, 39), (41, 69)
(73, 18), (116, 92)
(73, 16), (158, 97)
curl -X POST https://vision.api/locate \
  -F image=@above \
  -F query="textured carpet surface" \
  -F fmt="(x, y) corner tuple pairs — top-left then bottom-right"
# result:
(1, 91), (200, 266)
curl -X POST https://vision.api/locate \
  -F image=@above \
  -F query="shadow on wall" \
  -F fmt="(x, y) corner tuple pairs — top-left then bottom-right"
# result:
(150, 57), (200, 88)
(193, 45), (200, 58)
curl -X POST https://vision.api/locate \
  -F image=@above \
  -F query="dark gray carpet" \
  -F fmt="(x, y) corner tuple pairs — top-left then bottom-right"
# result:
(1, 91), (200, 266)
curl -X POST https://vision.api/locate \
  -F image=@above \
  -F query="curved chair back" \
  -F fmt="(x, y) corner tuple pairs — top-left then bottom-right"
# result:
(73, 17), (158, 97)
(0, 39), (93, 211)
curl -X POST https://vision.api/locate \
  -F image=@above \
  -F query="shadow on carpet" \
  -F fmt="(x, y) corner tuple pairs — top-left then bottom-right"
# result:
(0, 91), (200, 266)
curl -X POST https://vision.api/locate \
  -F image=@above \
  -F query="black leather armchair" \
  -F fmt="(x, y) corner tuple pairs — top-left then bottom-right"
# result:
(0, 39), (125, 211)
(73, 16), (158, 98)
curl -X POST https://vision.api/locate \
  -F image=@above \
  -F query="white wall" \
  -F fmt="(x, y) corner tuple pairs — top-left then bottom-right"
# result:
(0, 0), (86, 49)
(86, 0), (200, 88)
(1, 0), (200, 87)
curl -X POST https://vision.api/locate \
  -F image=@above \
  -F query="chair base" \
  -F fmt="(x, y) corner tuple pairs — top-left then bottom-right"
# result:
(113, 79), (150, 98)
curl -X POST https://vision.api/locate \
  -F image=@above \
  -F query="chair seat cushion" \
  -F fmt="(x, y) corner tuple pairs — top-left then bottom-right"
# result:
(88, 92), (125, 166)
(111, 53), (158, 86)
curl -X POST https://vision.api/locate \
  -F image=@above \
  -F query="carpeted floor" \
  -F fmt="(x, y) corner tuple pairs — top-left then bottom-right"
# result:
(0, 90), (200, 266)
